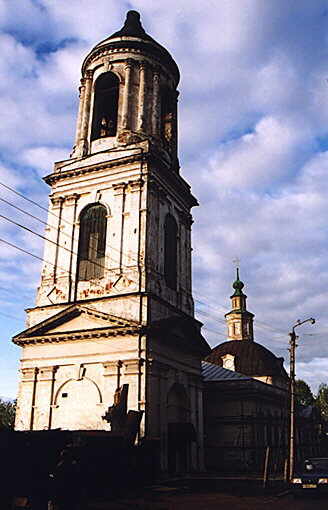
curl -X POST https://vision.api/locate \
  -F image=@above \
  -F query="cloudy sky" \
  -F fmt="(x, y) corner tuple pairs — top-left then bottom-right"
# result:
(1, 0), (328, 398)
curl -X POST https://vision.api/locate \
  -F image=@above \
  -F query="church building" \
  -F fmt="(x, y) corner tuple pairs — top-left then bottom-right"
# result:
(13, 10), (306, 477)
(13, 11), (210, 474)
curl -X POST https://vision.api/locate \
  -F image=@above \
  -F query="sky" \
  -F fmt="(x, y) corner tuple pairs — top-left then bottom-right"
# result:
(1, 0), (328, 398)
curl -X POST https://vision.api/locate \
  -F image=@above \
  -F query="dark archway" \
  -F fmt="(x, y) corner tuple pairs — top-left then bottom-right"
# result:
(77, 203), (107, 281)
(167, 383), (194, 474)
(91, 72), (119, 140)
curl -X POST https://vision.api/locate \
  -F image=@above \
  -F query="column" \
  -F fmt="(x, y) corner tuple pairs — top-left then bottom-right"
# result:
(122, 59), (133, 130)
(74, 77), (86, 148)
(152, 68), (161, 137)
(103, 361), (122, 402)
(15, 367), (38, 431)
(137, 61), (147, 132)
(34, 366), (57, 430)
(80, 69), (93, 150)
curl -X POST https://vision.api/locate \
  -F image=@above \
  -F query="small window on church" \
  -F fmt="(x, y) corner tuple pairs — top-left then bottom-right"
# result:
(164, 214), (178, 290)
(77, 204), (107, 281)
(91, 72), (119, 141)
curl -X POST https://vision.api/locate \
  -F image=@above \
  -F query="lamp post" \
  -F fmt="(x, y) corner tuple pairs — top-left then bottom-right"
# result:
(288, 317), (316, 481)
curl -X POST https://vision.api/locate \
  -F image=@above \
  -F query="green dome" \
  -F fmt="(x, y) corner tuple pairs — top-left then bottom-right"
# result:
(231, 268), (245, 297)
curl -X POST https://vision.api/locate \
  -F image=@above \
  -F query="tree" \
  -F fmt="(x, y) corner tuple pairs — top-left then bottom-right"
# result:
(0, 399), (16, 429)
(316, 383), (328, 421)
(295, 379), (314, 407)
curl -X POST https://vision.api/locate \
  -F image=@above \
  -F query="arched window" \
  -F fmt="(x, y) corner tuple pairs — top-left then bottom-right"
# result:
(164, 214), (178, 290)
(91, 72), (119, 141)
(161, 88), (174, 147)
(77, 204), (107, 281)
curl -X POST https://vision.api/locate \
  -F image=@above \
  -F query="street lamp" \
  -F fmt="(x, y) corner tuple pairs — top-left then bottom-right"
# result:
(288, 317), (316, 481)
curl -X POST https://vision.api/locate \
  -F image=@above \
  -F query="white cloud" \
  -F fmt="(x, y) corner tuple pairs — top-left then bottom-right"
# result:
(21, 146), (69, 176)
(0, 1), (328, 394)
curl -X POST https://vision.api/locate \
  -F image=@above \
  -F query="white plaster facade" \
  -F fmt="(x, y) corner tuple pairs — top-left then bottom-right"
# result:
(13, 11), (209, 473)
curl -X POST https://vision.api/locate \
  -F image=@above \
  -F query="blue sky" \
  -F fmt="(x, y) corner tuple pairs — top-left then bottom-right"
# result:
(1, 0), (328, 398)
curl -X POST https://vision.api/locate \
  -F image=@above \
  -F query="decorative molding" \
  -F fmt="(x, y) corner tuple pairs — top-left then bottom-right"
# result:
(21, 367), (38, 382)
(112, 182), (127, 196)
(50, 196), (64, 209)
(64, 193), (80, 205)
(124, 358), (143, 376)
(127, 179), (144, 193)
(38, 366), (58, 381)
(103, 360), (122, 377)
(14, 326), (140, 346)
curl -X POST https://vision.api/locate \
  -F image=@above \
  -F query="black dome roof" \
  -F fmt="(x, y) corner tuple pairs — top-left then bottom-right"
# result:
(205, 340), (288, 379)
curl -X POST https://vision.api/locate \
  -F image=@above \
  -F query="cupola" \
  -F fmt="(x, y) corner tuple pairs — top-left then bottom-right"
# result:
(71, 10), (180, 171)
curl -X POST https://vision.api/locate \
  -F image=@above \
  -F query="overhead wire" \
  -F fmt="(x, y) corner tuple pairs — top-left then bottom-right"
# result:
(0, 181), (296, 340)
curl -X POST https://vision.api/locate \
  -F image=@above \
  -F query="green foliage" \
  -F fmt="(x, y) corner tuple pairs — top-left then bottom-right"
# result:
(295, 379), (314, 407)
(316, 383), (328, 421)
(0, 398), (16, 429)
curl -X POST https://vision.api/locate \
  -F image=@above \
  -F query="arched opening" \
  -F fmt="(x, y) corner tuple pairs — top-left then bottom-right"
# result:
(161, 88), (175, 148)
(167, 383), (195, 474)
(164, 214), (178, 290)
(91, 72), (119, 141)
(77, 204), (107, 281)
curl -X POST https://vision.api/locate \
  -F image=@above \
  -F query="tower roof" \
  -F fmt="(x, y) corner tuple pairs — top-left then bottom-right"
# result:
(109, 10), (152, 40)
(231, 267), (246, 298)
(205, 340), (288, 379)
(83, 11), (180, 83)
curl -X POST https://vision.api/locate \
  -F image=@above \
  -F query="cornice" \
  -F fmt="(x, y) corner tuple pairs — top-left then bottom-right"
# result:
(44, 153), (146, 185)
(13, 325), (141, 346)
(81, 40), (179, 85)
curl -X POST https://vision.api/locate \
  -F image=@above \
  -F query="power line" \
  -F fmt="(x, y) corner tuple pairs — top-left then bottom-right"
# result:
(0, 183), (294, 339)
(0, 181), (140, 265)
(0, 237), (72, 276)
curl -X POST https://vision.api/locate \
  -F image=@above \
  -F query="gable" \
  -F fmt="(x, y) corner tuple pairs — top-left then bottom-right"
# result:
(13, 304), (139, 345)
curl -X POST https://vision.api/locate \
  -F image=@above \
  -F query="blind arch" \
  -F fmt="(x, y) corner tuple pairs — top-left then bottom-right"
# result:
(164, 213), (178, 290)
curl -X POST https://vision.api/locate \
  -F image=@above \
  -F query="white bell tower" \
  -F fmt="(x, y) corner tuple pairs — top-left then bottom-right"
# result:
(13, 11), (210, 474)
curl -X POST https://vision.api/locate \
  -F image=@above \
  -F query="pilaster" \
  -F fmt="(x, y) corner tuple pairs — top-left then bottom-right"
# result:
(15, 367), (38, 431)
(152, 67), (161, 137)
(122, 59), (133, 130)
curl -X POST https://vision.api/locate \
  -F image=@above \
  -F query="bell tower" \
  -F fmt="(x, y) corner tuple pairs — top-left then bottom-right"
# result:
(225, 269), (254, 342)
(13, 11), (209, 473)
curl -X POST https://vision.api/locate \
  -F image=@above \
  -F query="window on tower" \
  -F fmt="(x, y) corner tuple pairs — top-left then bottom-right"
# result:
(164, 214), (178, 290)
(161, 88), (174, 149)
(77, 204), (107, 281)
(91, 72), (119, 141)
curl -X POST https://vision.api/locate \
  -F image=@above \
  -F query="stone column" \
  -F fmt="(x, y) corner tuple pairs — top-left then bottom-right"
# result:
(152, 68), (161, 137)
(74, 77), (86, 148)
(137, 61), (147, 132)
(34, 366), (57, 430)
(123, 359), (142, 417)
(79, 69), (93, 153)
(122, 59), (133, 130)
(15, 367), (38, 430)
(103, 361), (122, 403)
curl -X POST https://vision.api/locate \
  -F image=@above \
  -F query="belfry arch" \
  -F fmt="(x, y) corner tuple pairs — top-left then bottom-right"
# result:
(91, 72), (119, 140)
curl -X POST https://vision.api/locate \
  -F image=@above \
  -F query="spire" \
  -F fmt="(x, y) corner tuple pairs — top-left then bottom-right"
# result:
(110, 10), (148, 39)
(231, 267), (245, 298)
(225, 268), (254, 341)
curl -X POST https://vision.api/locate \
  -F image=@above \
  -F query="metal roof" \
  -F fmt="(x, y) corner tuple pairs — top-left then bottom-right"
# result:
(202, 361), (251, 382)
